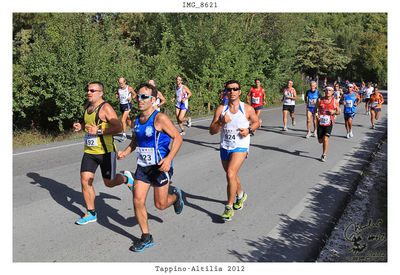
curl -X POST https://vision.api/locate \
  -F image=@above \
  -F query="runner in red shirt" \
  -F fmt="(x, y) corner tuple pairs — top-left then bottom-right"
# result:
(246, 78), (266, 125)
(314, 86), (341, 162)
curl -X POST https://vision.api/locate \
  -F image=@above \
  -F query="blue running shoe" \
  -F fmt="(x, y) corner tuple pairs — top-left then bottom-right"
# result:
(172, 187), (184, 214)
(123, 170), (134, 191)
(75, 212), (97, 225)
(129, 234), (154, 252)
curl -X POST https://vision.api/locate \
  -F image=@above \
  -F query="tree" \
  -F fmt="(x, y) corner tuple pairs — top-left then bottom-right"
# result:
(294, 25), (350, 85)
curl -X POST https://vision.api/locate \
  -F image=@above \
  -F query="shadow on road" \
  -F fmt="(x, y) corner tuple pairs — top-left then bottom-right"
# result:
(182, 138), (219, 150)
(177, 189), (226, 224)
(26, 172), (162, 242)
(227, 117), (387, 262)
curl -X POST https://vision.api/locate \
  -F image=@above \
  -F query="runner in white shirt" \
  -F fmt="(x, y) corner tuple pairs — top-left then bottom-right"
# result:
(209, 80), (260, 222)
(364, 82), (374, 115)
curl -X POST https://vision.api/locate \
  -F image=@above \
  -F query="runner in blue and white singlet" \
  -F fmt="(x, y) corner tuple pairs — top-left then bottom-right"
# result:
(117, 82), (184, 252)
(134, 110), (172, 169)
(173, 76), (192, 135)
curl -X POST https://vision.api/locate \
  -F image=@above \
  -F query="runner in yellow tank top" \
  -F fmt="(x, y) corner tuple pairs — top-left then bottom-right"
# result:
(72, 81), (133, 225)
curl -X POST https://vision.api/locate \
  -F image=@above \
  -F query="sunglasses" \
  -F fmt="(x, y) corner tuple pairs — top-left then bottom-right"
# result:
(87, 89), (101, 93)
(226, 87), (240, 92)
(137, 94), (154, 100)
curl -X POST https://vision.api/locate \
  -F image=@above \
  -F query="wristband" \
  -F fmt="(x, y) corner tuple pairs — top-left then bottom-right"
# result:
(248, 127), (254, 136)
(97, 128), (103, 136)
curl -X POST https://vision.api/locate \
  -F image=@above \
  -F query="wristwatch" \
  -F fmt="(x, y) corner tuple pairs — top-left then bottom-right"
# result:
(97, 128), (103, 136)
(248, 127), (254, 136)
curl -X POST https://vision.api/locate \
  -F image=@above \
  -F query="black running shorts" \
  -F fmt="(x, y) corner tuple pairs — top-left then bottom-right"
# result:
(80, 152), (117, 180)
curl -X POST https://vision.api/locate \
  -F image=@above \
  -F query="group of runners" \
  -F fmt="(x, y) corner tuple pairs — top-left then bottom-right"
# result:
(72, 76), (384, 252)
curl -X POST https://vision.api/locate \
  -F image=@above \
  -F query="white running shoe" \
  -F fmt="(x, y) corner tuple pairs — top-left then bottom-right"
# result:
(346, 133), (350, 139)
(292, 119), (296, 126)
(349, 131), (354, 138)
(305, 132), (312, 138)
(186, 117), (192, 127)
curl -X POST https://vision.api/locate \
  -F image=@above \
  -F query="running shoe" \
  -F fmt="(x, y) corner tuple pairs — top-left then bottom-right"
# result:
(221, 206), (234, 222)
(129, 234), (154, 252)
(180, 131), (186, 136)
(187, 117), (192, 127)
(321, 154), (327, 162)
(372, 124), (376, 129)
(75, 212), (97, 225)
(346, 133), (350, 139)
(349, 131), (354, 138)
(282, 126), (288, 131)
(123, 170), (134, 191)
(305, 132), (312, 139)
(292, 119), (296, 126)
(233, 192), (247, 210)
(172, 187), (184, 214)
(118, 135), (127, 142)
(311, 131), (316, 137)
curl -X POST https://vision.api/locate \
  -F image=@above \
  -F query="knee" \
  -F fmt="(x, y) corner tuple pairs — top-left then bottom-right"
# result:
(226, 169), (237, 182)
(81, 174), (94, 187)
(133, 196), (146, 208)
(155, 200), (168, 210)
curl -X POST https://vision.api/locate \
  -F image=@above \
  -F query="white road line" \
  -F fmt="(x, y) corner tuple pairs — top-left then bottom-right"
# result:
(13, 142), (83, 156)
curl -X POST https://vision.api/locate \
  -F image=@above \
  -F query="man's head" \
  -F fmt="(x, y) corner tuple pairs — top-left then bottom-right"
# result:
(255, 78), (262, 87)
(148, 79), (156, 87)
(347, 83), (354, 93)
(334, 83), (340, 91)
(225, 80), (241, 101)
(324, 86), (333, 97)
(310, 81), (317, 91)
(176, 76), (183, 85)
(119, 78), (126, 87)
(87, 82), (104, 104)
(137, 83), (157, 111)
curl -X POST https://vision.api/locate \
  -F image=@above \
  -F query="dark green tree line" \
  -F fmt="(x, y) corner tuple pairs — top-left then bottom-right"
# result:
(13, 12), (387, 134)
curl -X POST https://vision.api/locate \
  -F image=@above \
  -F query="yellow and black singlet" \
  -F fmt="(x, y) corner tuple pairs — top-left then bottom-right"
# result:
(83, 102), (116, 154)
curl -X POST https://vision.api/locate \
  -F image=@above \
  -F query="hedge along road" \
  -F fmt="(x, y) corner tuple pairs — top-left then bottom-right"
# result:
(13, 92), (387, 262)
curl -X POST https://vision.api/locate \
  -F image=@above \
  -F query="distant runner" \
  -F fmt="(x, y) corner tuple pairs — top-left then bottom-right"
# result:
(246, 78), (266, 125)
(172, 76), (192, 135)
(369, 86), (384, 129)
(149, 79), (167, 111)
(281, 80), (297, 131)
(304, 81), (322, 138)
(116, 78), (136, 142)
(340, 83), (361, 138)
(314, 86), (341, 162)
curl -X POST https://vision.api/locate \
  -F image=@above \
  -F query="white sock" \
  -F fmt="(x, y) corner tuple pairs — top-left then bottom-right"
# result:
(237, 191), (244, 199)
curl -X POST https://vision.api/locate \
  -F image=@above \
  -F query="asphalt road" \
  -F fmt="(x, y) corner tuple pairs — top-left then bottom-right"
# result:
(13, 92), (387, 262)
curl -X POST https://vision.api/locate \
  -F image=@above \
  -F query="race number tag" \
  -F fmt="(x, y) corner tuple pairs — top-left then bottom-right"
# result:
(371, 101), (378, 108)
(252, 97), (260, 104)
(319, 115), (331, 126)
(308, 99), (316, 107)
(223, 129), (237, 148)
(345, 100), (353, 108)
(136, 147), (156, 167)
(84, 134), (98, 147)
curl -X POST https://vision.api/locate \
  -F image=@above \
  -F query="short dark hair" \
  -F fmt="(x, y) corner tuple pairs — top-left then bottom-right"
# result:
(138, 83), (158, 97)
(255, 78), (262, 83)
(88, 81), (104, 91)
(225, 80), (241, 90)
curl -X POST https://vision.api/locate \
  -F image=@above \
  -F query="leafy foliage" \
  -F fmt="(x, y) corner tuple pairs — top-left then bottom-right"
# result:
(13, 13), (387, 134)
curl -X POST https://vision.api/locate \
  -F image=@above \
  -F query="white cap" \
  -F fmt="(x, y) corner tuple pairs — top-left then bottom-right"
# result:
(325, 86), (334, 91)
(348, 84), (354, 88)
